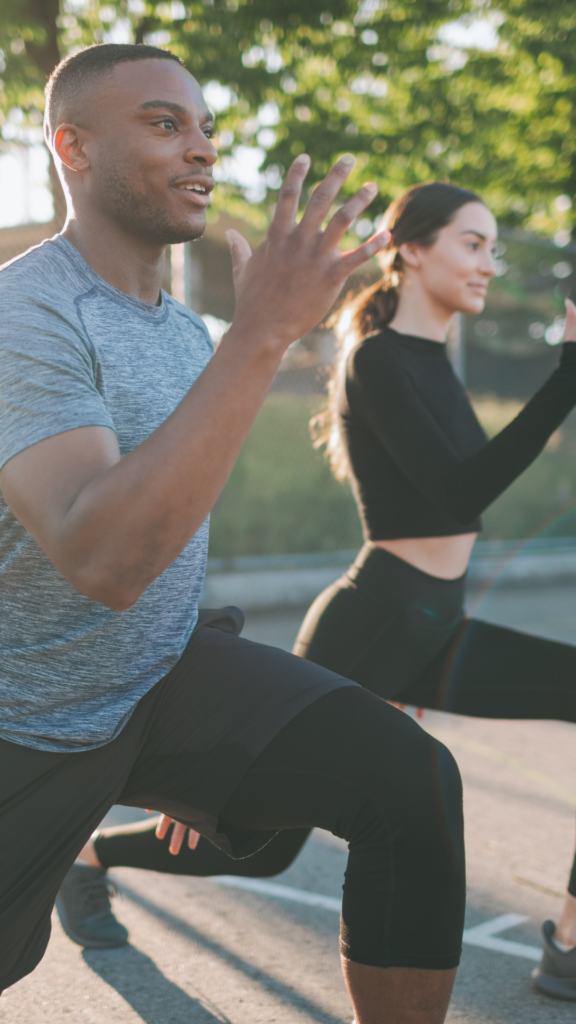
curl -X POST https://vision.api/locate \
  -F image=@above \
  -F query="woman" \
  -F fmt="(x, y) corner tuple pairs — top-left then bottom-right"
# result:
(63, 185), (576, 1002)
(292, 181), (576, 1001)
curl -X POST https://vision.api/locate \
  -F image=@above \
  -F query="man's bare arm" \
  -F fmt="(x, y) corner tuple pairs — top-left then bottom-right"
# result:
(0, 156), (389, 611)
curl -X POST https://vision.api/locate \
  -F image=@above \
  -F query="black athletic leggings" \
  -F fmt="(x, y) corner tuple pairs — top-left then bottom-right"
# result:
(97, 543), (576, 901)
(295, 544), (576, 896)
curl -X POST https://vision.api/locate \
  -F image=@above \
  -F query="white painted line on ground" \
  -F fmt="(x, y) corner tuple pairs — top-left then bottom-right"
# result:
(215, 875), (342, 912)
(463, 913), (541, 961)
(213, 879), (542, 962)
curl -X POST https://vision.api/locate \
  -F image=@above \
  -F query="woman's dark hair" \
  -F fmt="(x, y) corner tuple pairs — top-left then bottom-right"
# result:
(313, 181), (486, 481)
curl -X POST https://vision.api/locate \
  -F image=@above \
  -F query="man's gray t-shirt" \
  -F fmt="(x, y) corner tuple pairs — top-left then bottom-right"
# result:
(0, 236), (213, 752)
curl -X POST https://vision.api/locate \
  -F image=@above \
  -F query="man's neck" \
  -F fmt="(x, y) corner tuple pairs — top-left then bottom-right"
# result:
(62, 213), (166, 306)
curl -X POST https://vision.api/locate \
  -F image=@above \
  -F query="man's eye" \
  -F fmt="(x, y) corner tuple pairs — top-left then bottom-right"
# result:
(159, 118), (177, 131)
(203, 127), (214, 138)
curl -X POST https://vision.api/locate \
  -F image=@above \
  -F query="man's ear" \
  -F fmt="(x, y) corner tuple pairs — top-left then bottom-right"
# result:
(53, 124), (90, 173)
(397, 241), (421, 269)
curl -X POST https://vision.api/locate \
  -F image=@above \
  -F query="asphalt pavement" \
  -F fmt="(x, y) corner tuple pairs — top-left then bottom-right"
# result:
(3, 580), (576, 1023)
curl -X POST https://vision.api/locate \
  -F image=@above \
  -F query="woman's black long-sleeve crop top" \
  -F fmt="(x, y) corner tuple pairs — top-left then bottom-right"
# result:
(339, 325), (576, 540)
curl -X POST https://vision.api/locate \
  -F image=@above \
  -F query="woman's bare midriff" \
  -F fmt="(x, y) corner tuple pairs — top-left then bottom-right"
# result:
(373, 533), (477, 580)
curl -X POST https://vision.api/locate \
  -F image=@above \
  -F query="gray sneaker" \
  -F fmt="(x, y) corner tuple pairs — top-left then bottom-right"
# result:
(55, 863), (129, 949)
(532, 920), (576, 1000)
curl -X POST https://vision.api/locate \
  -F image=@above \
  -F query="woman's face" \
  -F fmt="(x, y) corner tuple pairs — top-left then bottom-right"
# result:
(401, 201), (498, 315)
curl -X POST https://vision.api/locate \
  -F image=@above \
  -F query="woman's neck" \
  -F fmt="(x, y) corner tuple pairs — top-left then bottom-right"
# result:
(388, 280), (453, 343)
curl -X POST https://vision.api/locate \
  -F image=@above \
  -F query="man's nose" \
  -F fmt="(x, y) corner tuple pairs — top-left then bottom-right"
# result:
(184, 131), (218, 167)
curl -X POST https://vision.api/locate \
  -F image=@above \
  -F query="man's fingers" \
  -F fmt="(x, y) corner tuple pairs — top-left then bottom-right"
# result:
(339, 230), (391, 276)
(564, 298), (576, 341)
(268, 154), (310, 235)
(188, 829), (201, 850)
(321, 182), (378, 250)
(298, 154), (356, 235)
(226, 230), (252, 287)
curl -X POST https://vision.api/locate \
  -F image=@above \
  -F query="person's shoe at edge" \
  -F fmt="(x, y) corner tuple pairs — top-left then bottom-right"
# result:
(55, 862), (129, 949)
(532, 919), (576, 1000)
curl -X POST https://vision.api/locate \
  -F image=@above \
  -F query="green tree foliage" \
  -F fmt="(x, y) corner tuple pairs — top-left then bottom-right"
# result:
(0, 0), (574, 233)
(449, 1), (576, 233)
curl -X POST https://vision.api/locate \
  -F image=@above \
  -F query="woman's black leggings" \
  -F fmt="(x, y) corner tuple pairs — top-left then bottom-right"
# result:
(294, 544), (576, 897)
(95, 542), (576, 909)
(98, 687), (465, 969)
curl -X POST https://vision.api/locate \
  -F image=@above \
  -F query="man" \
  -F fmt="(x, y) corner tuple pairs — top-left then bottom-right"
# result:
(0, 43), (465, 1023)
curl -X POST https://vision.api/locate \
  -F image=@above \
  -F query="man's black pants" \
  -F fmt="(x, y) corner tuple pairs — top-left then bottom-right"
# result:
(0, 623), (464, 989)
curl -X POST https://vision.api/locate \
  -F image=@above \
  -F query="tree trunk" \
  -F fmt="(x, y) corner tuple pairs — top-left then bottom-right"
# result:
(23, 0), (64, 229)
(24, 0), (61, 78)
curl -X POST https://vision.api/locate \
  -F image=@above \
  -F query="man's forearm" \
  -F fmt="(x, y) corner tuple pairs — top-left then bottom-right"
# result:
(61, 327), (284, 609)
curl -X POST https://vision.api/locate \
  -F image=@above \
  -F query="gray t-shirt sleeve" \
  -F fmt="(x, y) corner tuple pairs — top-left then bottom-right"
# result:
(0, 297), (115, 471)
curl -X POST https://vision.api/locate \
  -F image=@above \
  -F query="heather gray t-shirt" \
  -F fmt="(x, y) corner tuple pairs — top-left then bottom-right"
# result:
(0, 235), (213, 752)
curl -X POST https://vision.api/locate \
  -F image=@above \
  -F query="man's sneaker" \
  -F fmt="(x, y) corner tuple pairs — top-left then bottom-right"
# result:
(532, 920), (576, 1000)
(55, 863), (129, 949)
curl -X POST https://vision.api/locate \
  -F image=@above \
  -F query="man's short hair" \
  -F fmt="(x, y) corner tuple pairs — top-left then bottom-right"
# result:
(44, 43), (185, 144)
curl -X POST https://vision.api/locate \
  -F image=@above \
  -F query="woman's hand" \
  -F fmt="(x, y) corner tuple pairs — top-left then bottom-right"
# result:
(152, 813), (201, 855)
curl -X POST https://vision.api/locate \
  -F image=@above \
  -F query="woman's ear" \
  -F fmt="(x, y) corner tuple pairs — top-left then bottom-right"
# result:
(397, 241), (421, 269)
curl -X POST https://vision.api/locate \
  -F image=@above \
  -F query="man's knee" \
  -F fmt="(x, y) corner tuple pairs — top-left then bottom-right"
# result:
(396, 726), (462, 837)
(392, 728), (464, 888)
(356, 717), (463, 858)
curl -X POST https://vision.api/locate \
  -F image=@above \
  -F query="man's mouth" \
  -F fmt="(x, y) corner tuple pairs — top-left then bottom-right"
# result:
(174, 178), (214, 207)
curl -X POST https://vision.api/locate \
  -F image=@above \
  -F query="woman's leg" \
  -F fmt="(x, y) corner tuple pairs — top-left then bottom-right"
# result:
(91, 818), (311, 877)
(400, 618), (576, 970)
(556, 894), (576, 945)
(401, 617), (576, 722)
(298, 575), (576, 984)
(218, 685), (465, 1024)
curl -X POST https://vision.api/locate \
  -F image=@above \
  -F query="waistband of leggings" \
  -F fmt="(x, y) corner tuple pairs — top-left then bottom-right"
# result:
(345, 542), (466, 616)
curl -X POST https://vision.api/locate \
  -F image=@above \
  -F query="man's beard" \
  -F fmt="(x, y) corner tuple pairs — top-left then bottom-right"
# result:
(95, 157), (205, 245)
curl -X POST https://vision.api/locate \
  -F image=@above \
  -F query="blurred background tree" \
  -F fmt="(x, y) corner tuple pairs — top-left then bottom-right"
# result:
(0, 0), (574, 233)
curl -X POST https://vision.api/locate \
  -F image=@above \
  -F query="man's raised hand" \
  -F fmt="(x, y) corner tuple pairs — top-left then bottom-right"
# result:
(225, 154), (390, 351)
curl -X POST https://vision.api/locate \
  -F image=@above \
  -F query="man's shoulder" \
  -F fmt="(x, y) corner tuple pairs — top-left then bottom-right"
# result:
(0, 237), (95, 360)
(0, 236), (90, 314)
